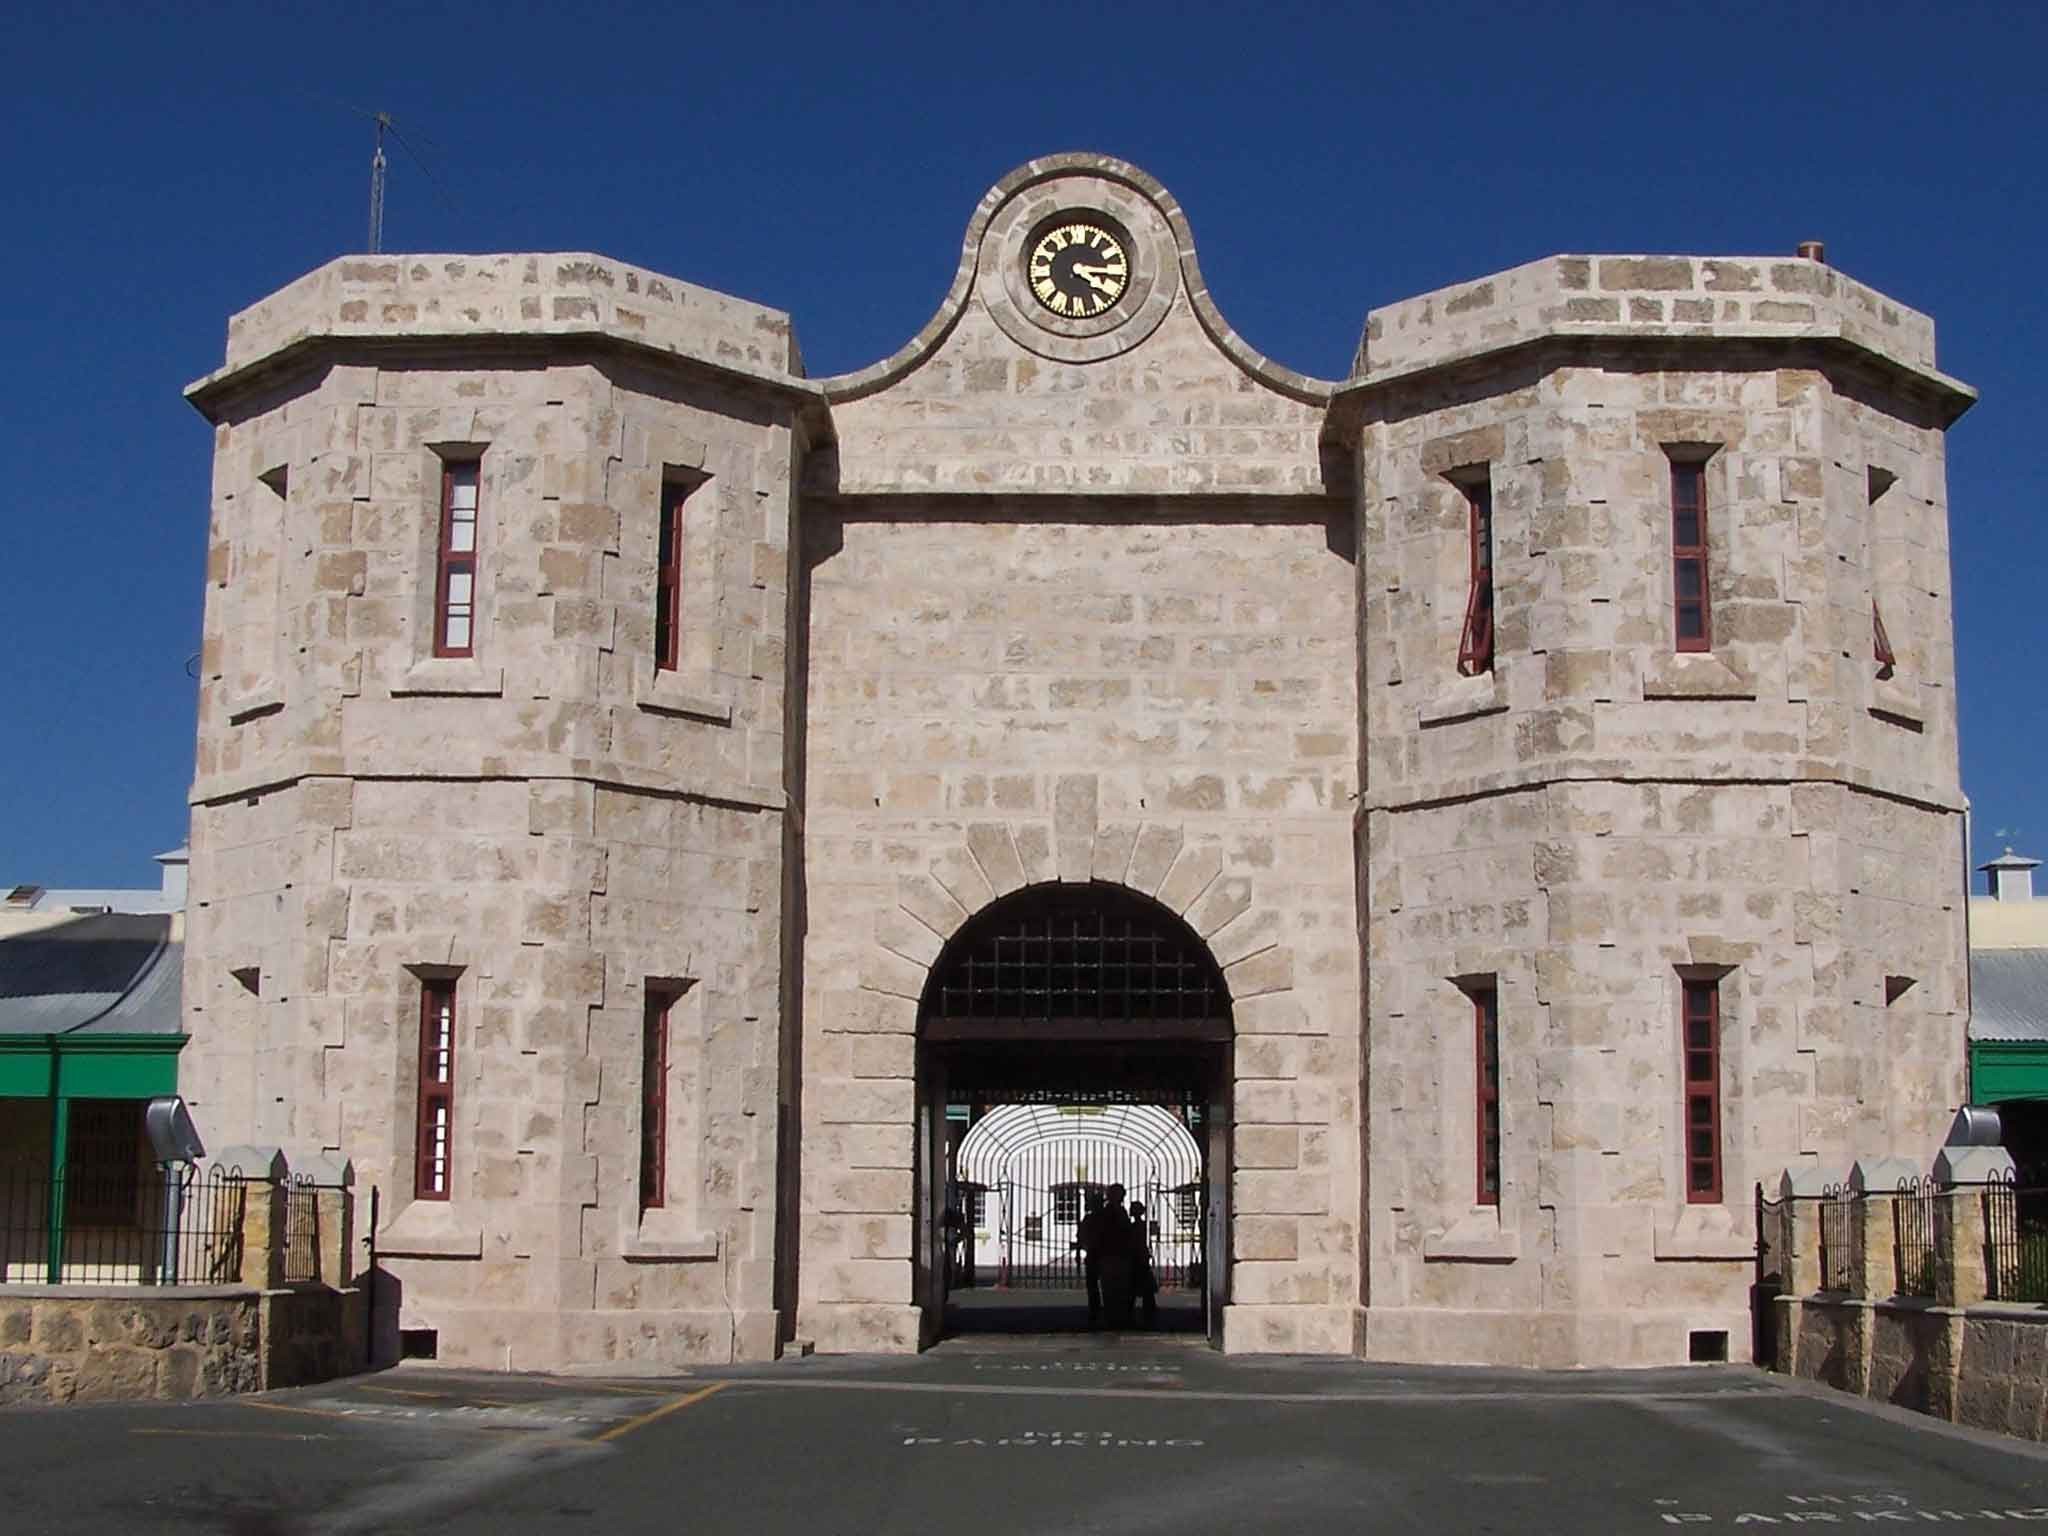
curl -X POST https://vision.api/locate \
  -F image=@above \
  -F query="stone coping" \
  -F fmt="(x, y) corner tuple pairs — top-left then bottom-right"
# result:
(812, 152), (1340, 408)
(1356, 254), (1949, 374)
(0, 1284), (258, 1301)
(206, 252), (796, 375)
(1334, 255), (1975, 430)
(230, 164), (1973, 417)
(1792, 1293), (2048, 1323)
(181, 208), (1975, 437)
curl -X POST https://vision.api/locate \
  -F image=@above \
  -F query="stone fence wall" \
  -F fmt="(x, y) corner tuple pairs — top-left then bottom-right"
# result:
(0, 1152), (366, 1405)
(1767, 1169), (2048, 1441)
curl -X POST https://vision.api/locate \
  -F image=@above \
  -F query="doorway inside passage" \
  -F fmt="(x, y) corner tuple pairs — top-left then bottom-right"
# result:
(916, 882), (1233, 1346)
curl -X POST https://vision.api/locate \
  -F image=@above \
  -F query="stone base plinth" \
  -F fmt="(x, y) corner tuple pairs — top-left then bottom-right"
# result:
(1362, 1304), (1755, 1368)
(797, 1303), (925, 1355)
(1219, 1304), (1358, 1355)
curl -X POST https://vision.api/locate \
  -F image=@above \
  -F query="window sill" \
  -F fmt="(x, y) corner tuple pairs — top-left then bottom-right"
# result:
(1422, 1206), (1519, 1263)
(621, 1210), (720, 1263)
(1870, 675), (1925, 729)
(377, 1201), (483, 1260)
(1653, 1203), (1755, 1261)
(1642, 652), (1756, 701)
(392, 657), (505, 698)
(1418, 670), (1508, 728)
(633, 666), (733, 725)
(224, 682), (284, 725)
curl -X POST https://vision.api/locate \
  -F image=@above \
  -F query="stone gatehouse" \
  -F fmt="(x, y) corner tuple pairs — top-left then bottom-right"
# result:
(177, 153), (1975, 1370)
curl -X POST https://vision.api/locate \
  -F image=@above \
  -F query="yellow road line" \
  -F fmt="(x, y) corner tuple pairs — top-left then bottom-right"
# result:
(244, 1399), (366, 1423)
(592, 1381), (730, 1443)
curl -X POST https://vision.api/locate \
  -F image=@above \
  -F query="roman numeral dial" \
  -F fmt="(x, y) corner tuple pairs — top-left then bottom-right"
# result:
(1026, 220), (1130, 318)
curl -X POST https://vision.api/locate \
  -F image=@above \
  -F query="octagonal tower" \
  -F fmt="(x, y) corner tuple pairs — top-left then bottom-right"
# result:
(1343, 254), (1974, 1363)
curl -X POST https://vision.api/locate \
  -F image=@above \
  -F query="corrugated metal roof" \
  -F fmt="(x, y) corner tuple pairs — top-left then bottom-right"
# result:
(1970, 948), (2048, 1042)
(10, 886), (181, 915)
(0, 914), (183, 1036)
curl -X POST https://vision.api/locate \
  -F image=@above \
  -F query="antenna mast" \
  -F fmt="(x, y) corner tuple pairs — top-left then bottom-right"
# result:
(368, 112), (391, 254)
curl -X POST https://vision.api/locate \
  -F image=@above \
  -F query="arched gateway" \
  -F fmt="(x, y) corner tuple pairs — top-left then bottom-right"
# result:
(916, 883), (1234, 1342)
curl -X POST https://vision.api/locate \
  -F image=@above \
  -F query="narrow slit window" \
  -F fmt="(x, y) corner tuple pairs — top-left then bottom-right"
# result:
(1671, 459), (1711, 652)
(1474, 982), (1502, 1205)
(1868, 466), (1898, 680)
(1456, 473), (1495, 676)
(415, 978), (457, 1201)
(434, 461), (479, 658)
(654, 480), (689, 673)
(640, 987), (672, 1212)
(1682, 978), (1722, 1204)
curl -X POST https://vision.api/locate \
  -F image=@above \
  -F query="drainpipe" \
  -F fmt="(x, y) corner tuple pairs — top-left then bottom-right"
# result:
(1961, 804), (1974, 1108)
(43, 1035), (67, 1284)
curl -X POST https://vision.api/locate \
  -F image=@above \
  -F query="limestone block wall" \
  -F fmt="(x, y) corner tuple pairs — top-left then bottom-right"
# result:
(818, 155), (1333, 499)
(1353, 338), (1968, 1366)
(183, 281), (808, 1369)
(0, 1290), (263, 1404)
(1358, 255), (1949, 381)
(210, 254), (797, 383)
(825, 293), (1329, 496)
(796, 508), (1361, 1353)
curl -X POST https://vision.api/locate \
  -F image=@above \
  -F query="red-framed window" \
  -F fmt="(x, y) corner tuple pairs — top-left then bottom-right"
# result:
(1456, 473), (1495, 676)
(1671, 459), (1711, 652)
(1682, 978), (1722, 1203)
(1873, 602), (1896, 678)
(433, 461), (480, 658)
(654, 481), (688, 673)
(1474, 982), (1501, 1205)
(639, 987), (672, 1211)
(415, 978), (457, 1201)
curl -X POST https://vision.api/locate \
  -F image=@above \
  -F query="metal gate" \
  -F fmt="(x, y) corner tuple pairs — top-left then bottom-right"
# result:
(953, 1105), (1204, 1292)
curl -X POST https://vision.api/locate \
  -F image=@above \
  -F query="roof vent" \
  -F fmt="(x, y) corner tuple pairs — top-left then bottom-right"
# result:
(1796, 240), (1826, 263)
(1981, 848), (2041, 902)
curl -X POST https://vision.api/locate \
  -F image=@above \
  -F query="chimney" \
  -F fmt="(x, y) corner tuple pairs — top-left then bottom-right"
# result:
(1980, 848), (2040, 902)
(1796, 240), (1826, 263)
(155, 846), (189, 908)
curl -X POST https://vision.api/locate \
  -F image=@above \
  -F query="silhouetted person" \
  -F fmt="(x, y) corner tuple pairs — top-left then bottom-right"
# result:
(1127, 1200), (1158, 1323)
(1095, 1184), (1137, 1328)
(1074, 1191), (1109, 1324)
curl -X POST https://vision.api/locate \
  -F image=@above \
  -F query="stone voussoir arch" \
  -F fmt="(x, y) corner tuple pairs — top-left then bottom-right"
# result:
(853, 779), (1301, 1028)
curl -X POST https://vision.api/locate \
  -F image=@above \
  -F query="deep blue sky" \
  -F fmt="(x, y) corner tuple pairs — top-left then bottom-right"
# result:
(2, 1), (2040, 888)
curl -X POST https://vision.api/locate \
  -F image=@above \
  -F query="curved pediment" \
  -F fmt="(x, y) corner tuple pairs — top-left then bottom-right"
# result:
(813, 154), (1340, 498)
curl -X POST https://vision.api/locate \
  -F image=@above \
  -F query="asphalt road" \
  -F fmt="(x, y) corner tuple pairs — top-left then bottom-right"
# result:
(4, 1336), (2047, 1535)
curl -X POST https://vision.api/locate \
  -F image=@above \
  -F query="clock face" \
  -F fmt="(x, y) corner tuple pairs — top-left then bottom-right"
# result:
(1026, 220), (1130, 319)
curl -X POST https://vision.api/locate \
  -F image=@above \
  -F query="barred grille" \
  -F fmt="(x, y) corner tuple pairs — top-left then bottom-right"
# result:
(926, 887), (1229, 1030)
(1891, 1177), (1941, 1298)
(1820, 1185), (1856, 1292)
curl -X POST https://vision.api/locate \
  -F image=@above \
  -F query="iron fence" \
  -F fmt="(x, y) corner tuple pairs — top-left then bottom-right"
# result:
(1820, 1184), (1856, 1292)
(0, 1163), (244, 1287)
(1891, 1176), (1941, 1297)
(281, 1174), (322, 1284)
(1984, 1171), (2048, 1304)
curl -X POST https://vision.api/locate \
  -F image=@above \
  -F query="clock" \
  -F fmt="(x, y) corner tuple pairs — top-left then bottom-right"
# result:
(1026, 219), (1130, 319)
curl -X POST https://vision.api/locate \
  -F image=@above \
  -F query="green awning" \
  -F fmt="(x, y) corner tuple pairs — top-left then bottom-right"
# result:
(1974, 1040), (2048, 1104)
(0, 1033), (187, 1099)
